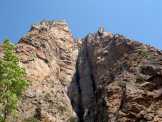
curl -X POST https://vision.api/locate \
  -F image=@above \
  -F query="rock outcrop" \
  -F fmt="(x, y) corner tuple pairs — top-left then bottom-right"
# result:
(69, 30), (162, 122)
(15, 20), (78, 122)
(1, 20), (162, 122)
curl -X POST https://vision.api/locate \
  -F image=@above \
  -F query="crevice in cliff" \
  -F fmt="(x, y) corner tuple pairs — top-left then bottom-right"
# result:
(68, 40), (98, 122)
(75, 59), (84, 122)
(78, 39), (97, 121)
(84, 41), (97, 95)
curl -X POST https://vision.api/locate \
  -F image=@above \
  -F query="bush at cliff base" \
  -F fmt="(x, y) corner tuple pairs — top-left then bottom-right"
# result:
(0, 40), (28, 122)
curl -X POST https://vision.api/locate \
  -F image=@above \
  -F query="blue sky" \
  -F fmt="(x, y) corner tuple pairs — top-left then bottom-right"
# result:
(0, 0), (162, 49)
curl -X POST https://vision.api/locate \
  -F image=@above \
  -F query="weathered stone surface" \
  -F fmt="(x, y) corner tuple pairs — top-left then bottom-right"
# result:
(1, 21), (162, 122)
(69, 28), (162, 122)
(15, 20), (78, 122)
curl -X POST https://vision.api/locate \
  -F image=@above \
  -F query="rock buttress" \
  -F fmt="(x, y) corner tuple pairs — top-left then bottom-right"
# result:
(69, 29), (162, 122)
(15, 20), (78, 122)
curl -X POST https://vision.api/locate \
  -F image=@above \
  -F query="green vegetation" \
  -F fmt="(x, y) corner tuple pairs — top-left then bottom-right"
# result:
(0, 40), (28, 122)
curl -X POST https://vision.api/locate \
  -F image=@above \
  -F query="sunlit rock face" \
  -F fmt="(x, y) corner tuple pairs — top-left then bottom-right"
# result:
(1, 20), (162, 122)
(15, 20), (78, 122)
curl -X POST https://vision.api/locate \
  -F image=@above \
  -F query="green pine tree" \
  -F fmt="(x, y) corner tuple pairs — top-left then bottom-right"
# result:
(0, 39), (28, 122)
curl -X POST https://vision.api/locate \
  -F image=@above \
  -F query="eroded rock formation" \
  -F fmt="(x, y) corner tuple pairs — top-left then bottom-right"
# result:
(15, 21), (78, 122)
(1, 20), (162, 122)
(69, 30), (162, 122)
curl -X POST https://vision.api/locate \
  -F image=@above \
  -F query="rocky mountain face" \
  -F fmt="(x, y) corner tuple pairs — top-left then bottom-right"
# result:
(1, 20), (162, 122)
(70, 30), (162, 122)
(15, 21), (78, 122)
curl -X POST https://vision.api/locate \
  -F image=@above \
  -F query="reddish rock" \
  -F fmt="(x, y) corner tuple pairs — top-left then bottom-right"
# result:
(1, 20), (162, 122)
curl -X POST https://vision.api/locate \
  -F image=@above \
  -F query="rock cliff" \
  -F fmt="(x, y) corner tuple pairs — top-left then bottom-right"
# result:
(69, 29), (162, 122)
(1, 21), (162, 122)
(15, 21), (78, 122)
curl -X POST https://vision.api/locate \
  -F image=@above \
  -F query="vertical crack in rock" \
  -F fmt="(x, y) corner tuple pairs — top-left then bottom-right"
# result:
(68, 37), (97, 122)
(2, 20), (162, 122)
(75, 59), (84, 122)
(84, 39), (97, 95)
(76, 42), (96, 122)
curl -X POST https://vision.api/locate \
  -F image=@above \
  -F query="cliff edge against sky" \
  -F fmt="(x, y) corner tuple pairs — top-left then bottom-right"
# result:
(1, 20), (162, 122)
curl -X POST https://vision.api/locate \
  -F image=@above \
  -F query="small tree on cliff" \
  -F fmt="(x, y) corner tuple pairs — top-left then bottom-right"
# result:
(0, 39), (28, 122)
